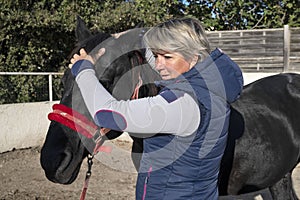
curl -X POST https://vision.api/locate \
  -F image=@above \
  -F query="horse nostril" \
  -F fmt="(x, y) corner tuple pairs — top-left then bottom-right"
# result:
(57, 151), (73, 173)
(41, 150), (75, 184)
(40, 150), (64, 177)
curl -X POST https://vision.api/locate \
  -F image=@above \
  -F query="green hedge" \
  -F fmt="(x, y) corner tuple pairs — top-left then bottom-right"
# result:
(1, 0), (299, 103)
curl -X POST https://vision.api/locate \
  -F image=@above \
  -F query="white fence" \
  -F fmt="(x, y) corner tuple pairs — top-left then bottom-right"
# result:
(0, 72), (63, 102)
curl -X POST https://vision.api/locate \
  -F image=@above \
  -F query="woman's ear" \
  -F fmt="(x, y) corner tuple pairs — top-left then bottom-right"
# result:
(189, 55), (199, 69)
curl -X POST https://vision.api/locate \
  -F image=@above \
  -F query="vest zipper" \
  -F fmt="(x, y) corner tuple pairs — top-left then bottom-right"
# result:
(142, 166), (152, 200)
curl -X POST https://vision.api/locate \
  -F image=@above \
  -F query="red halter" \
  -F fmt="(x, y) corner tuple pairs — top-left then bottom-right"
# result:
(48, 79), (142, 200)
(48, 104), (111, 200)
(48, 104), (111, 154)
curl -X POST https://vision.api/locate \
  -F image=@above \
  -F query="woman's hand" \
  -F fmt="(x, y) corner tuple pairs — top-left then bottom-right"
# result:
(68, 48), (105, 69)
(68, 29), (128, 69)
(68, 48), (111, 133)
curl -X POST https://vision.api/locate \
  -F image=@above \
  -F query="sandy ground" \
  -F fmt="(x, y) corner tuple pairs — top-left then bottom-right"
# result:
(0, 140), (299, 200)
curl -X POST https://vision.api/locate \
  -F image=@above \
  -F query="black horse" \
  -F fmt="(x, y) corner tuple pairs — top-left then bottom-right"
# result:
(40, 17), (300, 199)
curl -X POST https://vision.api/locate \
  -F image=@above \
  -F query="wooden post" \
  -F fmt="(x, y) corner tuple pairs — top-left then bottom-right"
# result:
(48, 74), (53, 102)
(283, 25), (290, 71)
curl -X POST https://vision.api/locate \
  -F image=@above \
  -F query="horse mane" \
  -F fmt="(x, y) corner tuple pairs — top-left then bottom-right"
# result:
(68, 32), (112, 60)
(66, 29), (159, 100)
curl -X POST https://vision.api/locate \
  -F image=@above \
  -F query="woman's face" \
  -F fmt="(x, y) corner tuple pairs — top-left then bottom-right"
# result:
(153, 51), (195, 80)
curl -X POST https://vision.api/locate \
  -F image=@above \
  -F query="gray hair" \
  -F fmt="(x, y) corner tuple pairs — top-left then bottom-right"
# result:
(143, 17), (211, 62)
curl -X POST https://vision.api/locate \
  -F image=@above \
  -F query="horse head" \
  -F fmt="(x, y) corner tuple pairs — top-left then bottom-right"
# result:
(40, 16), (160, 184)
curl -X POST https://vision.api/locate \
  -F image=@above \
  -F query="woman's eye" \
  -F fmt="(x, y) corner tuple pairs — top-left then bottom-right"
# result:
(152, 53), (172, 59)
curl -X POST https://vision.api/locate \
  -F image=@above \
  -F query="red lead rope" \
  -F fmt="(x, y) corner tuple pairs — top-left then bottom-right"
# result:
(80, 154), (93, 200)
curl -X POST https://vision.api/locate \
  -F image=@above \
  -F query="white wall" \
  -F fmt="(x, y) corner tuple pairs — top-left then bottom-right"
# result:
(1, 72), (297, 153)
(242, 72), (279, 85)
(0, 101), (57, 153)
(0, 100), (132, 153)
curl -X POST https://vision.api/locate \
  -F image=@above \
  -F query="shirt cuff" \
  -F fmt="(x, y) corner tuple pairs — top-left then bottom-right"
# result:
(71, 59), (94, 77)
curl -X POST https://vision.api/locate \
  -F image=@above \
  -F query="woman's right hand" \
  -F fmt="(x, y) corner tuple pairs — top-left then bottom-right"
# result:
(68, 48), (105, 69)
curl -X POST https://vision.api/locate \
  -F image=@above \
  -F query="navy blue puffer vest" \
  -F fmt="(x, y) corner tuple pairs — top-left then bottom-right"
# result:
(136, 48), (243, 200)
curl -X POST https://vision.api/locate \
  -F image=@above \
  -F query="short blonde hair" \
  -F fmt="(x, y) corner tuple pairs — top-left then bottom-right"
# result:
(143, 17), (211, 62)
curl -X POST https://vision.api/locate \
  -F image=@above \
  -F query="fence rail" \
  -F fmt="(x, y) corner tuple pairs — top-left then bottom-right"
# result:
(207, 25), (300, 72)
(0, 72), (63, 102)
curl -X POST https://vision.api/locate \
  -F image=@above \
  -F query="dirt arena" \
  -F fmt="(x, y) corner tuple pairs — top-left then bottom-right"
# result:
(0, 140), (299, 200)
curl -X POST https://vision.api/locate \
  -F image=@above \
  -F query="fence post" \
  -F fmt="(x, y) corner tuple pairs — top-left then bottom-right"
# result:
(48, 74), (53, 102)
(283, 25), (290, 71)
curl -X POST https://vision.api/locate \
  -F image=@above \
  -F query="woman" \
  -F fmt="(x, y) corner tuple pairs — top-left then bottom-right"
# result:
(69, 17), (243, 200)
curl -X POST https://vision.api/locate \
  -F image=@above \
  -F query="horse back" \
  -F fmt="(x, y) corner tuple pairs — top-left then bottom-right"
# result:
(220, 73), (300, 195)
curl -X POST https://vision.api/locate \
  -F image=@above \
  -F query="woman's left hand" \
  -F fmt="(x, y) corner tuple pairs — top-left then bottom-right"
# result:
(68, 48), (105, 69)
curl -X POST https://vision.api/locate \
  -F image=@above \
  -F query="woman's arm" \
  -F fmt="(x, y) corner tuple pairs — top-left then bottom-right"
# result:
(70, 49), (200, 137)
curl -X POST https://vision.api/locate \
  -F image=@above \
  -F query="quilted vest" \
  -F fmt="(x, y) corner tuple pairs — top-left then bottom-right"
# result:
(136, 48), (243, 200)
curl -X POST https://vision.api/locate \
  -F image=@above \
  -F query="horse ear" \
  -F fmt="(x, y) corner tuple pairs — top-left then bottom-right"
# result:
(75, 15), (92, 42)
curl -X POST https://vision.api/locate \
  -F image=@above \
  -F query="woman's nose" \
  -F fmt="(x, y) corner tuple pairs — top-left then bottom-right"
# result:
(155, 55), (165, 70)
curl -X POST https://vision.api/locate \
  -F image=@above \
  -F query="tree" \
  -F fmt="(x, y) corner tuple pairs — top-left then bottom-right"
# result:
(0, 0), (76, 103)
(0, 0), (299, 103)
(260, 0), (300, 28)
(205, 0), (300, 30)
